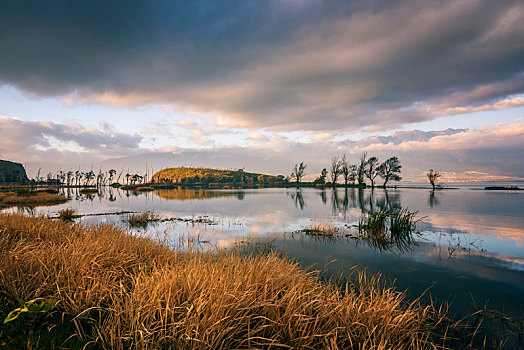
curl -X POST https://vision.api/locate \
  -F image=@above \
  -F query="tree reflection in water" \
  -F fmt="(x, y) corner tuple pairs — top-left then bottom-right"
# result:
(428, 190), (439, 208)
(326, 188), (401, 216)
(290, 190), (305, 210)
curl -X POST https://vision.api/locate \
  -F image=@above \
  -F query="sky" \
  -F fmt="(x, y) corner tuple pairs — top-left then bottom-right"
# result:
(0, 0), (523, 182)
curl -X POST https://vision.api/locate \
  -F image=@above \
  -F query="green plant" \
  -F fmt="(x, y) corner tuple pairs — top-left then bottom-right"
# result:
(358, 208), (422, 251)
(389, 208), (420, 238)
(4, 298), (57, 324)
(358, 209), (389, 238)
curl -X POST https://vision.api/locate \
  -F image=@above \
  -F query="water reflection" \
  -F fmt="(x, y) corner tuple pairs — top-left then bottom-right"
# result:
(428, 190), (439, 208)
(289, 187), (404, 217)
(289, 190), (305, 210)
(155, 188), (245, 201)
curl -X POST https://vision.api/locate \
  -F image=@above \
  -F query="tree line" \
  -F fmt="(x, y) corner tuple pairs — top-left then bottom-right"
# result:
(32, 168), (148, 187)
(291, 155), (442, 189)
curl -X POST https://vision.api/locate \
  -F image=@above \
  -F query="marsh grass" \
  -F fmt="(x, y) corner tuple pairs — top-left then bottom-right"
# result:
(358, 209), (422, 251)
(0, 213), (463, 349)
(126, 211), (161, 228)
(58, 208), (78, 222)
(0, 191), (68, 207)
(302, 222), (338, 236)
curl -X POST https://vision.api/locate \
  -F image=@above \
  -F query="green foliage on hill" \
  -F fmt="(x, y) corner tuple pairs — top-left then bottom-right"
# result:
(151, 167), (286, 185)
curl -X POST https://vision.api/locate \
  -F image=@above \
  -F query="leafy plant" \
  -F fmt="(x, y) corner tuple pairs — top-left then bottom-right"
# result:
(4, 298), (57, 324)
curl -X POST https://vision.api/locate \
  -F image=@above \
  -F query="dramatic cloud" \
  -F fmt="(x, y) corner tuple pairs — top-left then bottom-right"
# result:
(97, 119), (524, 182)
(2, 113), (521, 180)
(0, 116), (142, 167)
(1, 0), (524, 131)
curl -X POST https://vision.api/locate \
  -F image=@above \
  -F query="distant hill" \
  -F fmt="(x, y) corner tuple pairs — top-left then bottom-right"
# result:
(0, 160), (29, 184)
(151, 167), (285, 185)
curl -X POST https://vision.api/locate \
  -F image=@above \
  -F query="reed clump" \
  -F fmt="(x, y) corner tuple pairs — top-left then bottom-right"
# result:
(126, 211), (160, 228)
(303, 222), (338, 236)
(0, 213), (452, 349)
(358, 209), (422, 252)
(58, 208), (78, 222)
(359, 208), (420, 240)
(0, 191), (68, 207)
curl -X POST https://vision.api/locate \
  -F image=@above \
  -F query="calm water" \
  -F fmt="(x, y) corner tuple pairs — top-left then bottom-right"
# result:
(3, 186), (524, 318)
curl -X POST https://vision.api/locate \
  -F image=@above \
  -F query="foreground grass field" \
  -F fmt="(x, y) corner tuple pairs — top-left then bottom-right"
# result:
(0, 213), (461, 349)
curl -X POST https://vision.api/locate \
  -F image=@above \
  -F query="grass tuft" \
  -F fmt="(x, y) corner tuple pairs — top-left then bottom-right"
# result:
(126, 211), (160, 228)
(358, 209), (422, 251)
(303, 222), (338, 236)
(58, 208), (78, 222)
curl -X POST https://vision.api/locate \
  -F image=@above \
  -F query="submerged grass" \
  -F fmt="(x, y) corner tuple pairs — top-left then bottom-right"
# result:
(0, 213), (460, 349)
(359, 209), (420, 239)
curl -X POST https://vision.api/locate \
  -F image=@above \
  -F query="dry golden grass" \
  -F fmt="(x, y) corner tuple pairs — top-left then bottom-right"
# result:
(0, 191), (68, 206)
(0, 213), (452, 349)
(303, 222), (338, 236)
(58, 207), (78, 222)
(126, 211), (160, 227)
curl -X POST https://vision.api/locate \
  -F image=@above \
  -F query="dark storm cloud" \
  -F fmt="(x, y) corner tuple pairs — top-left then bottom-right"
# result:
(1, 0), (524, 130)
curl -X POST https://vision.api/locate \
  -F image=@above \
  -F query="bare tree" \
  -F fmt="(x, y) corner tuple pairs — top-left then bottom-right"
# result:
(75, 170), (81, 186)
(357, 152), (367, 187)
(364, 156), (380, 188)
(378, 156), (402, 188)
(313, 168), (328, 185)
(66, 170), (73, 186)
(340, 154), (357, 188)
(329, 156), (341, 187)
(290, 162), (307, 188)
(427, 169), (441, 190)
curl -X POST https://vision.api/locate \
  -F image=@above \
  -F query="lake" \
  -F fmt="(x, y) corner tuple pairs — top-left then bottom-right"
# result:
(3, 185), (524, 320)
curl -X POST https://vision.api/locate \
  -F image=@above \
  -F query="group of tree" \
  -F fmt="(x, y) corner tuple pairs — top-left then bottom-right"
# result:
(33, 168), (148, 187)
(296, 153), (402, 189)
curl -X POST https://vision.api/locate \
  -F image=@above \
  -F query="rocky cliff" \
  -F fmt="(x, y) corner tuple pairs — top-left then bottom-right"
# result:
(0, 160), (29, 184)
